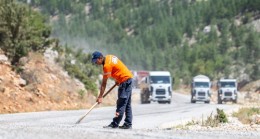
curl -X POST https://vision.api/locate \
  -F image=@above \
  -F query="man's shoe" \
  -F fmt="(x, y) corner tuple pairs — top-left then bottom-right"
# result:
(119, 124), (132, 129)
(103, 123), (118, 129)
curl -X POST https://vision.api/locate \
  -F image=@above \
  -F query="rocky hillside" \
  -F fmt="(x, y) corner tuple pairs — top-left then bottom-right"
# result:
(0, 49), (117, 114)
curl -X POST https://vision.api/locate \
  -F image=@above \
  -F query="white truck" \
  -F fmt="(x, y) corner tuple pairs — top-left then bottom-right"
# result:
(190, 75), (211, 103)
(140, 71), (172, 104)
(217, 78), (238, 104)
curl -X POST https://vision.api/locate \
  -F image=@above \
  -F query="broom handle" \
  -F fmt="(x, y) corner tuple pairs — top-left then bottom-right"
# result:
(102, 84), (117, 98)
(75, 84), (117, 124)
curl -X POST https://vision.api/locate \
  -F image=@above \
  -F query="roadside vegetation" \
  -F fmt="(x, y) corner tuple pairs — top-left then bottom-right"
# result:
(175, 108), (228, 129)
(175, 107), (260, 130)
(233, 107), (260, 124)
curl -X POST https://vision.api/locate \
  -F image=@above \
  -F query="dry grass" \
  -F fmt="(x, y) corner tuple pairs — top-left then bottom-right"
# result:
(232, 107), (260, 124)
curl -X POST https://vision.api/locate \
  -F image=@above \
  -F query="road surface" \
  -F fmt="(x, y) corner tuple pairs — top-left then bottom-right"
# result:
(0, 89), (257, 139)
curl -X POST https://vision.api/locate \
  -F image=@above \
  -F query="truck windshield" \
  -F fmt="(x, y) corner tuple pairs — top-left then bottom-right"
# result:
(220, 82), (236, 88)
(194, 82), (209, 88)
(150, 76), (170, 84)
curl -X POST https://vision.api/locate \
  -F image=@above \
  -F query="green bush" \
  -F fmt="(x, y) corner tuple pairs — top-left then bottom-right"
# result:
(216, 108), (228, 123)
(0, 0), (51, 65)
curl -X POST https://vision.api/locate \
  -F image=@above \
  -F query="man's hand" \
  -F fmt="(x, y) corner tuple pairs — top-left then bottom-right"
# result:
(96, 97), (103, 104)
(115, 81), (120, 86)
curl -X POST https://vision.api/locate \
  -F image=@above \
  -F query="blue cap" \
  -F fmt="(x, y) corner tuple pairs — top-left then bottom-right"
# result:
(91, 51), (103, 63)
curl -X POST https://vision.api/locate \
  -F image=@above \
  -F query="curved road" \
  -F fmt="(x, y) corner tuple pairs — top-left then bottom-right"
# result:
(0, 89), (255, 139)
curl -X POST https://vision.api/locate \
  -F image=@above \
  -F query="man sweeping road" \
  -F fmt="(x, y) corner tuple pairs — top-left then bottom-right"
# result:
(91, 51), (133, 129)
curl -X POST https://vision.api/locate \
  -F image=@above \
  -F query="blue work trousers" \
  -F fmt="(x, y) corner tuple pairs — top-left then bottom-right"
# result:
(112, 78), (133, 126)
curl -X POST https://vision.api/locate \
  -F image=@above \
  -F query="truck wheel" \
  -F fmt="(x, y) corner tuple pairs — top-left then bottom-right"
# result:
(204, 101), (210, 104)
(140, 94), (144, 104)
(190, 95), (195, 103)
(168, 101), (171, 104)
(140, 93), (148, 104)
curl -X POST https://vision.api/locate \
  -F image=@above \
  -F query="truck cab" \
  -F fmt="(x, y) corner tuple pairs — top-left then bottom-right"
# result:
(140, 71), (172, 104)
(217, 79), (238, 104)
(191, 75), (211, 103)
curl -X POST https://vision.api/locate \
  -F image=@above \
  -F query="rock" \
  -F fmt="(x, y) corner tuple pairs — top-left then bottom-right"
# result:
(0, 54), (8, 62)
(253, 115), (260, 124)
(0, 85), (5, 92)
(19, 78), (27, 86)
(203, 26), (211, 33)
(44, 48), (59, 64)
(35, 89), (46, 97)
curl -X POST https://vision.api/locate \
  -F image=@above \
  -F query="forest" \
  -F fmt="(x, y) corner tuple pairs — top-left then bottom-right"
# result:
(5, 0), (260, 89)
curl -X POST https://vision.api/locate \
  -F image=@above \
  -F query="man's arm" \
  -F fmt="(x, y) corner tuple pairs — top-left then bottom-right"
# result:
(96, 77), (108, 104)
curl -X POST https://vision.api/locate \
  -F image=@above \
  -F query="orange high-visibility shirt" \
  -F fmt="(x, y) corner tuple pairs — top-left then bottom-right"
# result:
(103, 55), (133, 83)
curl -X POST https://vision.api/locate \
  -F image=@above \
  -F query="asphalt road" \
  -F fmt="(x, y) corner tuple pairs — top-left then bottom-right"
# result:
(0, 90), (254, 139)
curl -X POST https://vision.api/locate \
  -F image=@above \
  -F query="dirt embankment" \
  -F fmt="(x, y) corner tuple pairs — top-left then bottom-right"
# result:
(0, 51), (119, 114)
